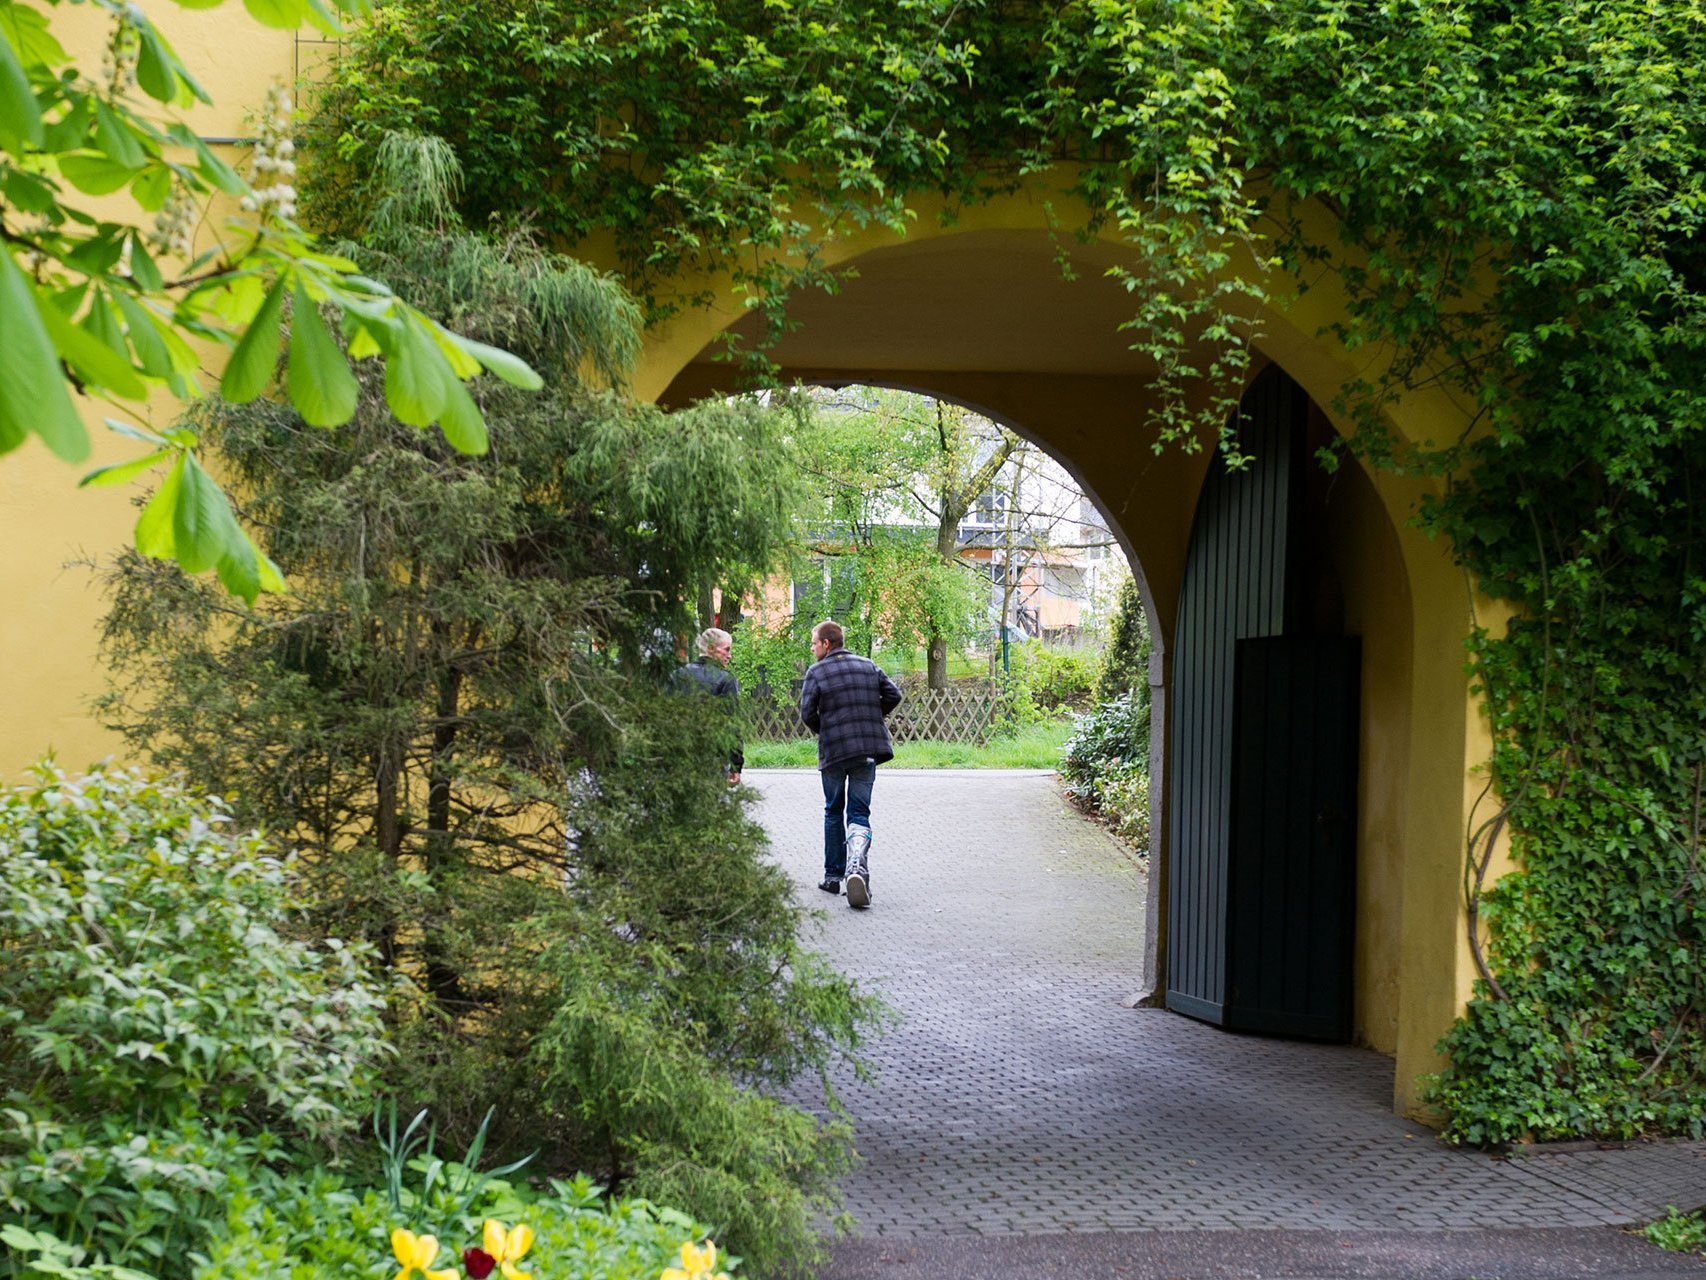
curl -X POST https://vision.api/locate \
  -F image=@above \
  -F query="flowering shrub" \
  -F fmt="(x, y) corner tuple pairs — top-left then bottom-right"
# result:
(195, 1169), (730, 1280)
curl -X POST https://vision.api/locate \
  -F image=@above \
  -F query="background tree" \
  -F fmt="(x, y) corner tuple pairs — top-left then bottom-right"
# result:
(1095, 574), (1151, 706)
(97, 139), (871, 1276)
(787, 387), (1011, 685)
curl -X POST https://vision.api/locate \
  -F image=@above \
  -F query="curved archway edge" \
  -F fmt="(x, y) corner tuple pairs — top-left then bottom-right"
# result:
(643, 194), (1485, 1119)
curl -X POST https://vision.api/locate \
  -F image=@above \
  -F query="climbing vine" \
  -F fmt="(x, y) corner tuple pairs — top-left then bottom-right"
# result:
(309, 0), (1706, 1143)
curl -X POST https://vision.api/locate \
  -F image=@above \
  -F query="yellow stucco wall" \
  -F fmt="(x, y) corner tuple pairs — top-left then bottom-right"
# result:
(9, 13), (1498, 1120)
(2, 9), (305, 776)
(2, 12), (307, 776)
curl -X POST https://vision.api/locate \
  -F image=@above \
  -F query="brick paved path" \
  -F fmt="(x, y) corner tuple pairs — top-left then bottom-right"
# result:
(748, 769), (1706, 1244)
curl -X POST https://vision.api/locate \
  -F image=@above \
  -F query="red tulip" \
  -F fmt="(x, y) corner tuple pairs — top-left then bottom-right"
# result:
(462, 1248), (496, 1279)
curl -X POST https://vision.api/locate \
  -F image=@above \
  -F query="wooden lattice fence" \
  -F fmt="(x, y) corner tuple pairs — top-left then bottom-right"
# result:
(746, 680), (1003, 745)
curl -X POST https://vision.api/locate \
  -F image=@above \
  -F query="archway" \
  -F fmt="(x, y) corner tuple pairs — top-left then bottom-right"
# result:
(651, 217), (1452, 1107)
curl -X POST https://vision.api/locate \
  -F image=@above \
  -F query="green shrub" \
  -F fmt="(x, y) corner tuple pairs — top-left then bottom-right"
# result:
(1062, 693), (1150, 795)
(0, 764), (389, 1280)
(1093, 577), (1151, 705)
(1100, 763), (1152, 851)
(1061, 694), (1152, 853)
(728, 622), (807, 714)
(94, 171), (882, 1273)
(1006, 642), (1100, 714)
(1646, 1206), (1706, 1255)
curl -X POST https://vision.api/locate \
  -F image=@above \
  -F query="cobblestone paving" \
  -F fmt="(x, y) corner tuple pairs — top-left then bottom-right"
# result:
(749, 769), (1706, 1239)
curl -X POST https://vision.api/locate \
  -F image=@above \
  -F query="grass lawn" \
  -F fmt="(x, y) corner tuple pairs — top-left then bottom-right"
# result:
(744, 717), (1074, 769)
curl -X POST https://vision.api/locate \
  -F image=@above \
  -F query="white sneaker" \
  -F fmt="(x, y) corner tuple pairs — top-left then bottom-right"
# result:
(845, 871), (870, 909)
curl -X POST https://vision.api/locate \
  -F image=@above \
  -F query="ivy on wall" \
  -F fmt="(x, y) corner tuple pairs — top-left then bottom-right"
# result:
(309, 0), (1706, 1143)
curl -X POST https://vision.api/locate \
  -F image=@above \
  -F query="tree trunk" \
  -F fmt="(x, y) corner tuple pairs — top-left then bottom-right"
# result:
(927, 633), (949, 688)
(718, 587), (744, 633)
(423, 652), (465, 1006)
(373, 738), (403, 970)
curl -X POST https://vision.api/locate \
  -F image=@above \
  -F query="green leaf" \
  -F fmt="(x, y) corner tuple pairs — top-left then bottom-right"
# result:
(104, 418), (172, 447)
(135, 28), (179, 103)
(132, 18), (209, 106)
(286, 286), (360, 426)
(135, 454), (186, 558)
(67, 228), (125, 275)
(243, 0), (303, 29)
(0, 1224), (43, 1251)
(383, 316), (451, 426)
(0, 5), (67, 70)
(59, 152), (141, 196)
(342, 315), (387, 360)
(115, 292), (176, 379)
(127, 233), (166, 292)
(171, 452), (241, 574)
(80, 448), (169, 489)
(84, 289), (127, 358)
(437, 375), (489, 455)
(93, 99), (147, 169)
(0, 250), (91, 462)
(216, 530), (288, 603)
(295, 0), (347, 38)
(35, 291), (149, 401)
(190, 135), (244, 196)
(1, 168), (55, 213)
(131, 164), (172, 213)
(0, 21), (45, 152)
(451, 334), (544, 390)
(220, 276), (289, 403)
(41, 92), (92, 153)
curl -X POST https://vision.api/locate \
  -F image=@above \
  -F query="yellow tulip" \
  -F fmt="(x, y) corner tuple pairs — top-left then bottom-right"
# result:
(482, 1219), (536, 1280)
(389, 1227), (459, 1280)
(661, 1239), (730, 1280)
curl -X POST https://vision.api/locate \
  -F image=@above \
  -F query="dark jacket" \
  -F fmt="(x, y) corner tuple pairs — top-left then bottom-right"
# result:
(799, 647), (903, 769)
(670, 657), (744, 771)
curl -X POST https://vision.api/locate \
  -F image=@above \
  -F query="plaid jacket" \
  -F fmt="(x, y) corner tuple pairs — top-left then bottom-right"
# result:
(799, 647), (903, 769)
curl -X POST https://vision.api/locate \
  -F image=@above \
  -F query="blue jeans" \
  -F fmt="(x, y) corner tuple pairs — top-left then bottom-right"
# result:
(821, 757), (875, 878)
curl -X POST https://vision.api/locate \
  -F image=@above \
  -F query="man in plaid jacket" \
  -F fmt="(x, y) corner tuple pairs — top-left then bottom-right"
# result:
(799, 620), (903, 909)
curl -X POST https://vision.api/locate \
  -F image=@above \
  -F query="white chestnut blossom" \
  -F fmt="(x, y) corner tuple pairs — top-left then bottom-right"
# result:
(241, 85), (299, 221)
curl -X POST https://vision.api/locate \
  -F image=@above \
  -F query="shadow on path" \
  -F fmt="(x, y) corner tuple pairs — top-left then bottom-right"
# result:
(747, 769), (1706, 1277)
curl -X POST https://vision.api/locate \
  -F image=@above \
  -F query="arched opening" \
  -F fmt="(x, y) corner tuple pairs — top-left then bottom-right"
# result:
(652, 216), (1448, 1099)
